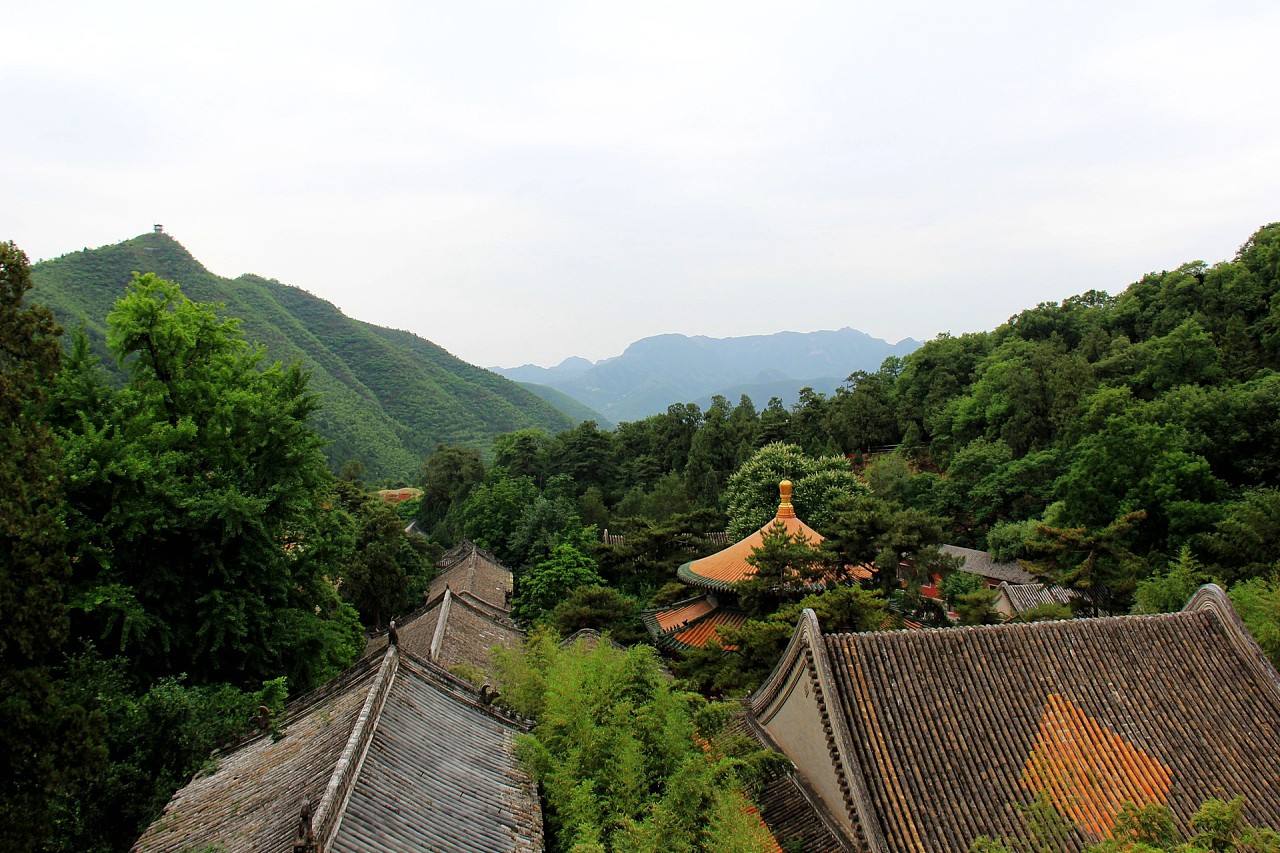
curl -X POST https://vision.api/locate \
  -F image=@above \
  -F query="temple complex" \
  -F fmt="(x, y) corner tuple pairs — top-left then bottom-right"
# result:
(643, 481), (867, 650)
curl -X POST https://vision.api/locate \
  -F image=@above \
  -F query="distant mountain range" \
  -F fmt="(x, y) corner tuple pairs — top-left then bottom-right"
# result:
(30, 232), (576, 481)
(494, 328), (921, 423)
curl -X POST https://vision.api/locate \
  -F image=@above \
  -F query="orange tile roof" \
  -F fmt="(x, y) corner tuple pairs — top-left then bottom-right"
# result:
(654, 597), (715, 632)
(674, 609), (747, 649)
(681, 482), (827, 590)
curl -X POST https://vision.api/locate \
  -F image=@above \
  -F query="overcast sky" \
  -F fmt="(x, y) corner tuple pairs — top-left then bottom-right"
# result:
(4, 2), (1279, 367)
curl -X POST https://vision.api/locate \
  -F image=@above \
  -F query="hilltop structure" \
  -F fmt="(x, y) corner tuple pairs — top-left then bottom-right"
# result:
(133, 644), (543, 852)
(643, 481), (868, 650)
(745, 584), (1280, 852)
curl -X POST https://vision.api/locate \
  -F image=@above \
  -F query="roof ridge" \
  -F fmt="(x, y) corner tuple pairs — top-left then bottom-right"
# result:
(823, 608), (1195, 640)
(310, 645), (399, 845)
(448, 588), (524, 630)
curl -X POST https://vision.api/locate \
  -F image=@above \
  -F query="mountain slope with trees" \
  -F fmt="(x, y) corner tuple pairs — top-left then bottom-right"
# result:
(30, 232), (574, 480)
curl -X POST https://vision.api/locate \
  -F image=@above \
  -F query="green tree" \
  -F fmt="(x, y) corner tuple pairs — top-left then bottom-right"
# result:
(514, 542), (603, 623)
(54, 274), (363, 689)
(0, 242), (104, 851)
(1132, 545), (1212, 615)
(417, 444), (484, 535)
(723, 443), (865, 537)
(1023, 511), (1147, 616)
(549, 585), (644, 644)
(1228, 577), (1280, 669)
(736, 522), (828, 617)
(335, 480), (437, 628)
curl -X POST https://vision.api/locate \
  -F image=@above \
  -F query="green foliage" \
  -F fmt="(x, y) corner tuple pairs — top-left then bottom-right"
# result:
(334, 480), (438, 628)
(1023, 512), (1147, 616)
(30, 233), (572, 480)
(1228, 577), (1280, 669)
(955, 588), (1000, 625)
(492, 633), (778, 851)
(940, 570), (985, 605)
(52, 273), (363, 690)
(677, 584), (887, 696)
(0, 241), (103, 851)
(736, 521), (828, 617)
(1132, 546), (1212, 615)
(723, 442), (865, 537)
(549, 585), (645, 645)
(820, 493), (956, 598)
(514, 542), (604, 623)
(47, 655), (288, 853)
(417, 444), (484, 537)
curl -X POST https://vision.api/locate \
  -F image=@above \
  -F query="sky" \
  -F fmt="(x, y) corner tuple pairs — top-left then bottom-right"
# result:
(4, 1), (1279, 367)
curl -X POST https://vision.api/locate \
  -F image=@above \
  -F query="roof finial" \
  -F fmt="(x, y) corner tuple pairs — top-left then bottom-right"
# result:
(776, 480), (796, 519)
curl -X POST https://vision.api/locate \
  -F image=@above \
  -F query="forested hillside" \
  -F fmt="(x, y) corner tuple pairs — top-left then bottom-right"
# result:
(30, 232), (574, 479)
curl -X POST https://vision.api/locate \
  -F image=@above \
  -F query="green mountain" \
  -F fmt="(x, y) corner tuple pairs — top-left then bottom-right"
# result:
(30, 232), (573, 480)
(516, 381), (613, 429)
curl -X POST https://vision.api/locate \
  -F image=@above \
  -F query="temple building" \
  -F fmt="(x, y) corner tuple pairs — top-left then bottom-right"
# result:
(133, 643), (543, 852)
(643, 481), (868, 651)
(745, 584), (1280, 852)
(364, 541), (523, 679)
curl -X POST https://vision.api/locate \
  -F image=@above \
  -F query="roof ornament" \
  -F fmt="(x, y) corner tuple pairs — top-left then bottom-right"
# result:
(776, 480), (796, 519)
(388, 620), (399, 647)
(292, 797), (316, 853)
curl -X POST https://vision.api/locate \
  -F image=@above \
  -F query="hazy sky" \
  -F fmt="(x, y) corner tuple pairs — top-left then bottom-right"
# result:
(5, 2), (1279, 367)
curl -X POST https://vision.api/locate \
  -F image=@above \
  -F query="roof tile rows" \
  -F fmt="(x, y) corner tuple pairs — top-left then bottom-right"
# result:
(642, 595), (748, 650)
(751, 585), (1280, 852)
(940, 544), (1036, 584)
(430, 540), (515, 611)
(997, 580), (1078, 614)
(134, 648), (542, 853)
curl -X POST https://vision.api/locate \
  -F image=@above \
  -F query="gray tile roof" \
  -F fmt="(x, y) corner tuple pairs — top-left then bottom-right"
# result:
(134, 648), (542, 853)
(805, 586), (1280, 852)
(364, 589), (525, 679)
(940, 544), (1036, 584)
(997, 581), (1078, 614)
(330, 655), (542, 852)
(430, 541), (514, 611)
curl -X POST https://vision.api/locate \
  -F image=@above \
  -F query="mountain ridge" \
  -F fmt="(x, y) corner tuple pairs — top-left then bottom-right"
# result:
(30, 232), (576, 480)
(494, 327), (920, 422)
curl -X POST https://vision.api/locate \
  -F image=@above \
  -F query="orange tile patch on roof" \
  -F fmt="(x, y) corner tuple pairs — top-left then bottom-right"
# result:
(674, 609), (747, 649)
(1023, 693), (1173, 838)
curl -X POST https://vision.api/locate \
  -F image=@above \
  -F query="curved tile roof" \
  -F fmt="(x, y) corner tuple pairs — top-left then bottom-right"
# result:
(135, 648), (541, 853)
(679, 481), (826, 592)
(749, 585), (1280, 853)
(673, 608), (748, 650)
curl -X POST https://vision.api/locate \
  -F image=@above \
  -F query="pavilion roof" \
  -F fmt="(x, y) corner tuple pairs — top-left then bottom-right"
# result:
(748, 584), (1280, 852)
(678, 481), (827, 592)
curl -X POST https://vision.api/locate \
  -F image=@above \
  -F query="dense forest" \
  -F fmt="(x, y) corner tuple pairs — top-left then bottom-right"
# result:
(29, 232), (575, 479)
(3, 223), (1280, 851)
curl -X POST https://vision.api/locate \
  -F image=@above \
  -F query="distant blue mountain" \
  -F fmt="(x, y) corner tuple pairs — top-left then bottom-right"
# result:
(493, 328), (920, 423)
